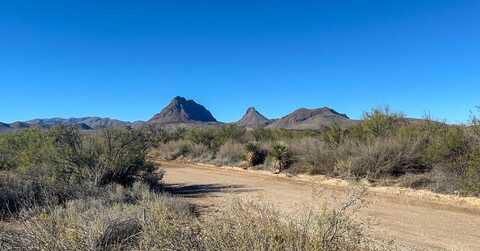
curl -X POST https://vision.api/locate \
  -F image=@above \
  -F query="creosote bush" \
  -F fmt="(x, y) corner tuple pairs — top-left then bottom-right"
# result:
(0, 125), (160, 218)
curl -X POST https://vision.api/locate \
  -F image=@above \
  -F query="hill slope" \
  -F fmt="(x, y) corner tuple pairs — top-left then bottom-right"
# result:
(267, 107), (356, 130)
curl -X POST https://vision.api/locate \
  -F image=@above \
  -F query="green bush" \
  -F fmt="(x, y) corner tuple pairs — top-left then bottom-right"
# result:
(0, 129), (55, 171)
(322, 123), (347, 148)
(0, 126), (162, 218)
(350, 107), (405, 140)
(187, 128), (222, 151)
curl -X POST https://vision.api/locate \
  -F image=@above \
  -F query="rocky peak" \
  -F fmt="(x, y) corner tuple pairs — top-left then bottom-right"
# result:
(148, 96), (217, 124)
(236, 107), (270, 128)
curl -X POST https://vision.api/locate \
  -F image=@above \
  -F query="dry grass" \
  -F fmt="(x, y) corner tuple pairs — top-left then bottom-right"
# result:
(0, 184), (380, 251)
(214, 141), (245, 166)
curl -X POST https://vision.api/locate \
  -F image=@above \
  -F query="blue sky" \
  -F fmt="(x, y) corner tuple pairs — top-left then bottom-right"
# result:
(1, 1), (478, 123)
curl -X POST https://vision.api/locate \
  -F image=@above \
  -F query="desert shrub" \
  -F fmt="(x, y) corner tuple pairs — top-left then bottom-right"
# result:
(0, 172), (107, 219)
(246, 128), (320, 143)
(201, 188), (372, 251)
(289, 138), (338, 175)
(350, 107), (405, 140)
(0, 126), (156, 188)
(215, 141), (245, 166)
(154, 140), (192, 160)
(93, 127), (154, 187)
(244, 142), (266, 167)
(0, 183), (197, 250)
(422, 126), (469, 164)
(0, 129), (55, 171)
(459, 152), (480, 196)
(322, 123), (347, 148)
(0, 182), (378, 251)
(95, 218), (143, 250)
(0, 173), (52, 219)
(156, 140), (211, 161)
(458, 112), (480, 195)
(187, 128), (222, 151)
(348, 138), (429, 179)
(0, 126), (162, 218)
(218, 125), (247, 143)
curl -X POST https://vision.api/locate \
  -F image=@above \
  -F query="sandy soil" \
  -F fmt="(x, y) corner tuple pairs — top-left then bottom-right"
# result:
(157, 160), (480, 251)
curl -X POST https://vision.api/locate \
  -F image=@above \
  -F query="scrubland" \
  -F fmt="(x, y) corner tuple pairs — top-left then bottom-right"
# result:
(0, 125), (377, 250)
(153, 108), (480, 197)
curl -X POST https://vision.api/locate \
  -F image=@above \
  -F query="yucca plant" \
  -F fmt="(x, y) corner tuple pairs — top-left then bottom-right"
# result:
(270, 142), (291, 173)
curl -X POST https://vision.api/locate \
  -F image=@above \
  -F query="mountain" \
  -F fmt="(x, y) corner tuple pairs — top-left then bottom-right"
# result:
(75, 123), (93, 130)
(0, 122), (11, 133)
(148, 96), (217, 124)
(236, 107), (271, 128)
(9, 121), (30, 129)
(68, 117), (130, 129)
(27, 117), (130, 129)
(267, 107), (356, 130)
(1, 97), (364, 132)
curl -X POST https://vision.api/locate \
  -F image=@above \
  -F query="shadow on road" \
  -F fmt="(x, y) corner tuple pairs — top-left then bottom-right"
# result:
(164, 183), (258, 198)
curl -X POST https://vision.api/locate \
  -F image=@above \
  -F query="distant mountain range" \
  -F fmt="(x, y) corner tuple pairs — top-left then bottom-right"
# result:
(1, 96), (364, 132)
(0, 117), (140, 133)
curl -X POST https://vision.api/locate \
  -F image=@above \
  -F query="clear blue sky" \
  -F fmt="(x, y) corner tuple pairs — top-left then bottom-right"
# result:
(1, 1), (478, 123)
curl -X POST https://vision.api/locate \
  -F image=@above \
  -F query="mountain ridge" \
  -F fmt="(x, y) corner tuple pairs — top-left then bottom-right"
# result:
(1, 96), (362, 132)
(267, 107), (356, 130)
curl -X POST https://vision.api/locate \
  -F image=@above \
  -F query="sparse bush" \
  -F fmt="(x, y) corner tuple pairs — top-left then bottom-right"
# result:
(0, 173), (52, 219)
(219, 125), (247, 143)
(215, 141), (245, 166)
(0, 125), (163, 220)
(289, 138), (337, 175)
(322, 123), (347, 148)
(348, 138), (429, 179)
(201, 187), (371, 251)
(351, 107), (405, 140)
(187, 128), (222, 151)
(0, 183), (197, 250)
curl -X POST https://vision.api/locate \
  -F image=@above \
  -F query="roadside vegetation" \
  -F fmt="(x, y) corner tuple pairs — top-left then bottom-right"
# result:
(152, 108), (480, 197)
(0, 126), (377, 250)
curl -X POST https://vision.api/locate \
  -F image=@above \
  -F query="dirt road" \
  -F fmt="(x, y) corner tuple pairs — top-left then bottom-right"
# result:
(159, 161), (480, 251)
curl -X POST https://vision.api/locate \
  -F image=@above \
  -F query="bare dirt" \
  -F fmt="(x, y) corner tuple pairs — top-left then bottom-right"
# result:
(157, 160), (480, 251)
